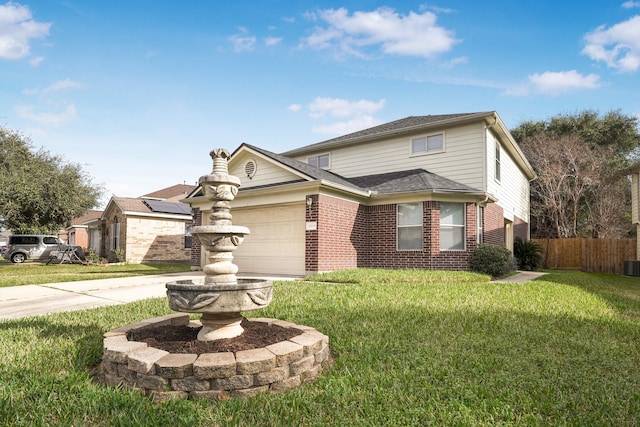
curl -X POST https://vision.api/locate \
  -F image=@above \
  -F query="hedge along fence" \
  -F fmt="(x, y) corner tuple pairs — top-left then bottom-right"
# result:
(532, 238), (637, 275)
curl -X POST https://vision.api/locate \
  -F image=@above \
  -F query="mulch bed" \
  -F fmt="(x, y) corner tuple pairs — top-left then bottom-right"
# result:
(127, 318), (300, 354)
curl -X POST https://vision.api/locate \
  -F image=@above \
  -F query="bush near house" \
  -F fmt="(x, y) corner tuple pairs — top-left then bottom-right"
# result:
(514, 237), (544, 271)
(469, 244), (518, 277)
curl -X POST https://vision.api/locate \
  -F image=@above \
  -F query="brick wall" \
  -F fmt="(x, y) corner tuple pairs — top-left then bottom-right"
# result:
(191, 208), (202, 269)
(484, 203), (505, 246)
(514, 215), (529, 241)
(304, 195), (368, 272)
(303, 197), (526, 273)
(126, 217), (190, 263)
(429, 202), (477, 271)
(360, 201), (477, 271)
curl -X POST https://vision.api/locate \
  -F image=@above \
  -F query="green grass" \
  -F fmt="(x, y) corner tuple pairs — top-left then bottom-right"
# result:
(1, 269), (640, 426)
(0, 262), (191, 288)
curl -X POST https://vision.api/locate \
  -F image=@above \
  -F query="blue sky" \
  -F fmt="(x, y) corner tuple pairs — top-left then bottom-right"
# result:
(2, 1), (640, 207)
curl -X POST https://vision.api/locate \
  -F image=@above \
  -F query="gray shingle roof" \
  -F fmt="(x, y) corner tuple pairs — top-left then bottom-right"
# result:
(282, 112), (493, 156)
(241, 144), (481, 196)
(347, 169), (482, 194)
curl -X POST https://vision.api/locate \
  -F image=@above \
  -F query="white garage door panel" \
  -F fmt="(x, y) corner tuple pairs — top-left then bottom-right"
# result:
(231, 205), (305, 276)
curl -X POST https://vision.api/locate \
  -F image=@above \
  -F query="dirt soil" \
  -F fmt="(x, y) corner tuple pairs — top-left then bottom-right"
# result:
(127, 318), (300, 354)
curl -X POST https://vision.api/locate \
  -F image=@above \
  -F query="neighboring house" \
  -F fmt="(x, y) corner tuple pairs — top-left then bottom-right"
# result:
(62, 210), (102, 248)
(88, 184), (195, 263)
(186, 111), (535, 275)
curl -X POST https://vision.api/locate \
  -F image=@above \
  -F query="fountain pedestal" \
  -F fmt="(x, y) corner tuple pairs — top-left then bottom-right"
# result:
(166, 148), (273, 340)
(99, 147), (332, 400)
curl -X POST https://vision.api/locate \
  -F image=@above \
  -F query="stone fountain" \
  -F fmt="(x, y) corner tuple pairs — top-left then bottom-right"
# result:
(99, 148), (331, 401)
(166, 148), (273, 341)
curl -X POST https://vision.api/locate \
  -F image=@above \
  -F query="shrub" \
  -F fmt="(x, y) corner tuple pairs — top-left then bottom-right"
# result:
(469, 244), (518, 278)
(514, 237), (544, 271)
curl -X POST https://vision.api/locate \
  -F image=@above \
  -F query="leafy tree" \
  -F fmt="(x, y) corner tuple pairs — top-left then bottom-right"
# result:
(0, 126), (103, 234)
(511, 110), (639, 238)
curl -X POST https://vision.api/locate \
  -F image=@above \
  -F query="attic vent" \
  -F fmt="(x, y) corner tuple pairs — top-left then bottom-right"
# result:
(245, 159), (257, 179)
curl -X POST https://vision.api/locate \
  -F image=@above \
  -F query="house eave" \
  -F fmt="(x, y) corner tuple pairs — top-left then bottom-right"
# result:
(121, 211), (192, 221)
(370, 189), (498, 204)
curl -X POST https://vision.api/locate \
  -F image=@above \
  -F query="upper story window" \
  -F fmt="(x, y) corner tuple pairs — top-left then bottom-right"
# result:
(397, 202), (423, 251)
(411, 133), (444, 155)
(308, 153), (330, 169)
(495, 143), (502, 182)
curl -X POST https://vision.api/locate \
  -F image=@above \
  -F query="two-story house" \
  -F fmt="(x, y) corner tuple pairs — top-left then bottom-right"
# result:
(186, 111), (535, 276)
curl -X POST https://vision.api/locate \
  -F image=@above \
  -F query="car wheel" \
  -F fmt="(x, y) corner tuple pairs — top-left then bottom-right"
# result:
(11, 253), (26, 263)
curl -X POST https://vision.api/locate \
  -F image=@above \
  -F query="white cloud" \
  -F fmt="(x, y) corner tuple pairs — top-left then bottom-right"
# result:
(440, 56), (468, 68)
(229, 34), (256, 52)
(582, 15), (640, 72)
(312, 115), (382, 135)
(29, 55), (43, 66)
(529, 70), (601, 95)
(297, 96), (387, 136)
(307, 96), (386, 118)
(45, 78), (82, 92)
(264, 36), (282, 47)
(0, 2), (51, 60)
(503, 70), (601, 96)
(622, 1), (640, 8)
(301, 7), (459, 59)
(23, 78), (82, 95)
(15, 104), (77, 127)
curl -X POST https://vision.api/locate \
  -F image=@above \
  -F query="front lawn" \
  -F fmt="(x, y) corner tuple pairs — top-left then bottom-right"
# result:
(1, 269), (639, 426)
(0, 262), (191, 288)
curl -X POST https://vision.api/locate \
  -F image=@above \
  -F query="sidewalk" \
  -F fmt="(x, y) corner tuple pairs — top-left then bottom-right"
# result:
(0, 272), (205, 320)
(0, 271), (545, 320)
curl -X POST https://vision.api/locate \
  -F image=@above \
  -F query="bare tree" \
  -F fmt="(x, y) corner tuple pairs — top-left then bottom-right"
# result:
(520, 133), (617, 238)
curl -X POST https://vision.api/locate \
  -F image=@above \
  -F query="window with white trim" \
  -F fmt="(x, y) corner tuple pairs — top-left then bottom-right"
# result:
(440, 202), (466, 250)
(308, 153), (330, 169)
(397, 202), (423, 250)
(477, 205), (484, 244)
(110, 219), (120, 251)
(411, 133), (444, 155)
(495, 143), (501, 182)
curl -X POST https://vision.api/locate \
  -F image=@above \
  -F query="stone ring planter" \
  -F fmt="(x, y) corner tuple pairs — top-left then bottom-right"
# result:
(100, 314), (332, 403)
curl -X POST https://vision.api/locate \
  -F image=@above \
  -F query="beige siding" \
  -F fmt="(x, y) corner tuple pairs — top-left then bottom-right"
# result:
(293, 123), (486, 190)
(230, 154), (302, 189)
(487, 131), (530, 222)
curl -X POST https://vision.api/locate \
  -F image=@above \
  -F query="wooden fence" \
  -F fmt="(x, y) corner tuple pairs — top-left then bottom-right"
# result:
(532, 238), (637, 275)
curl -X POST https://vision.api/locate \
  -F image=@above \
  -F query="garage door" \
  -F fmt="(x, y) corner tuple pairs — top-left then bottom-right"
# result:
(231, 204), (305, 276)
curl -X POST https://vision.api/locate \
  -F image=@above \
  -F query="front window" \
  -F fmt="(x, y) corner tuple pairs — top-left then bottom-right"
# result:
(185, 224), (193, 249)
(411, 133), (444, 155)
(397, 202), (423, 250)
(495, 143), (501, 182)
(110, 219), (120, 250)
(477, 206), (484, 244)
(440, 202), (466, 250)
(308, 153), (330, 169)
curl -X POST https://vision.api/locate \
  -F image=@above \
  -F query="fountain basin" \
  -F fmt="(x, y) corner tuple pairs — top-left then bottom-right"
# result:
(166, 279), (273, 313)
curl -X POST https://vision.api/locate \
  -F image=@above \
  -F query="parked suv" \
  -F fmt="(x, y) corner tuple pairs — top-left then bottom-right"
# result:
(2, 235), (85, 264)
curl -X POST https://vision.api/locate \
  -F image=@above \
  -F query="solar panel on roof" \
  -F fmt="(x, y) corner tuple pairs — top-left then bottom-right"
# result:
(142, 199), (192, 215)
